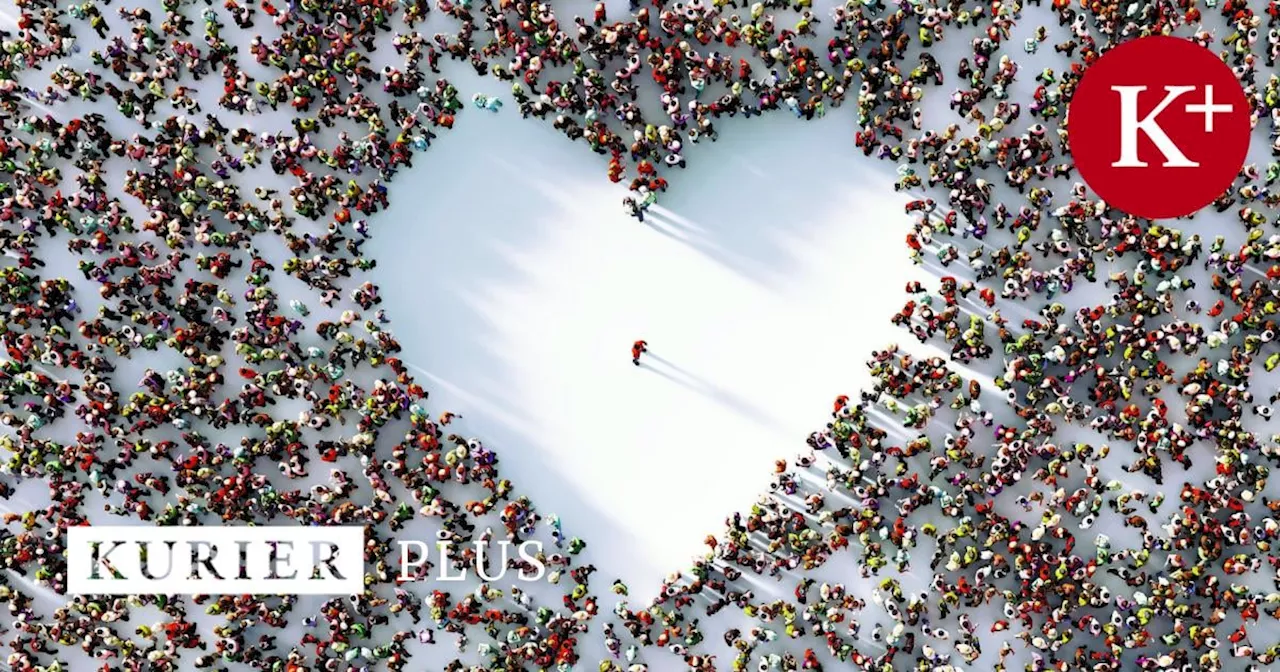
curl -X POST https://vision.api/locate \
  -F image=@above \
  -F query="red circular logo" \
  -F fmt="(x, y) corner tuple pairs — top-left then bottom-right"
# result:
(1067, 36), (1250, 220)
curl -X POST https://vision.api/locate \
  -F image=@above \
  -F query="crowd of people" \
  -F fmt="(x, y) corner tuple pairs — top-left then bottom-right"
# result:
(0, 0), (1278, 669)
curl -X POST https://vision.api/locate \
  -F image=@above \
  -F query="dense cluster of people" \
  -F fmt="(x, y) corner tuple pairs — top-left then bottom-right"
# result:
(0, 0), (1279, 669)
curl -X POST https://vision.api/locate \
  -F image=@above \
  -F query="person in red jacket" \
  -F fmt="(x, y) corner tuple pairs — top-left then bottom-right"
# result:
(631, 340), (648, 366)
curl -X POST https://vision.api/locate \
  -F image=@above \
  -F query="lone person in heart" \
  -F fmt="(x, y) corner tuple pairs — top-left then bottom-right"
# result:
(631, 340), (648, 366)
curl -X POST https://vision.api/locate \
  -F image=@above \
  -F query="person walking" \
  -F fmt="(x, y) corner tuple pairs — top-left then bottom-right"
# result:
(631, 340), (648, 366)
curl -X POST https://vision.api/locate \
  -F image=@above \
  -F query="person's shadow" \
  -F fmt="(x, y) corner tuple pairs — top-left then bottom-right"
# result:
(640, 353), (784, 433)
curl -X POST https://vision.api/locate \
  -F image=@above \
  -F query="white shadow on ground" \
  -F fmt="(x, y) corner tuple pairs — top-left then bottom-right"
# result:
(370, 104), (930, 598)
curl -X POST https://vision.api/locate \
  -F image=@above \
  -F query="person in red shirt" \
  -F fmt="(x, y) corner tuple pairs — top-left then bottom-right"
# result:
(631, 340), (648, 366)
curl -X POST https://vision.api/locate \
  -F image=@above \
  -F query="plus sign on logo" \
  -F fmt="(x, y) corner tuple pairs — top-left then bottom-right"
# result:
(1068, 36), (1251, 220)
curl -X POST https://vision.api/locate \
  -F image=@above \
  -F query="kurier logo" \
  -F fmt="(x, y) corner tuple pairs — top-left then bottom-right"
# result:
(1068, 35), (1251, 220)
(67, 526), (365, 595)
(66, 526), (548, 595)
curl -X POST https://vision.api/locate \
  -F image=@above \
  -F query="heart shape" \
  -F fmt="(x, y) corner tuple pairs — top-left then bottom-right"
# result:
(372, 106), (928, 596)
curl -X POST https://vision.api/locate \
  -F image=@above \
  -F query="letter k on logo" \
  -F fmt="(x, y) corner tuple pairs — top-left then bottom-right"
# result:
(1068, 36), (1251, 219)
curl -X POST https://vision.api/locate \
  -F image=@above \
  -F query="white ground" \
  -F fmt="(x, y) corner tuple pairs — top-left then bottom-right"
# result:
(369, 101), (934, 600)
